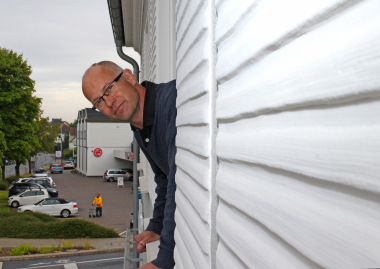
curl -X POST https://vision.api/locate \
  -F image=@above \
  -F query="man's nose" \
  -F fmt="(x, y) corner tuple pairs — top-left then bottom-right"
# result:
(103, 95), (115, 107)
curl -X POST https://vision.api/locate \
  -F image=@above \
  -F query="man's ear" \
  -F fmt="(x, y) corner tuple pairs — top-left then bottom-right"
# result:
(123, 69), (137, 85)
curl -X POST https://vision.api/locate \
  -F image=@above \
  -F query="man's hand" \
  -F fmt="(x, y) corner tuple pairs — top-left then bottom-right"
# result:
(135, 231), (160, 253)
(138, 262), (160, 269)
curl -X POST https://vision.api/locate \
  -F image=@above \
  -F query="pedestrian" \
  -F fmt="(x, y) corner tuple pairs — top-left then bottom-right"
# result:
(82, 61), (177, 269)
(92, 193), (102, 217)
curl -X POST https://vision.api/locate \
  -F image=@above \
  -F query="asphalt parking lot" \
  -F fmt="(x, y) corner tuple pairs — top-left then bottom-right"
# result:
(48, 168), (133, 235)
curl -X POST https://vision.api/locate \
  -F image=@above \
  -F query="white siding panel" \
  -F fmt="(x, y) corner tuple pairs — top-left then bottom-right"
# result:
(176, 125), (210, 157)
(175, 209), (210, 268)
(174, 229), (197, 269)
(216, 0), (380, 120)
(176, 188), (211, 254)
(176, 94), (210, 126)
(176, 0), (205, 52)
(216, 240), (248, 269)
(176, 62), (209, 107)
(176, 148), (210, 189)
(217, 100), (380, 193)
(217, 200), (321, 268)
(176, 167), (210, 223)
(177, 30), (210, 95)
(216, 0), (355, 70)
(173, 248), (185, 269)
(217, 161), (380, 268)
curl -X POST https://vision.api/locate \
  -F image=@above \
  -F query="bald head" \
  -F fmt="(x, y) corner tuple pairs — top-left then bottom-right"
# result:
(82, 61), (122, 91)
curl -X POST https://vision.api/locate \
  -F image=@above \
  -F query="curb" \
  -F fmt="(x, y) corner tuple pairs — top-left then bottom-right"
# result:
(0, 247), (125, 262)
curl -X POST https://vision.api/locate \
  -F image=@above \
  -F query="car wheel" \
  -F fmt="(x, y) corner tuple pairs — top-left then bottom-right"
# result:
(61, 209), (71, 218)
(60, 171), (63, 173)
(11, 201), (19, 208)
(109, 177), (114, 182)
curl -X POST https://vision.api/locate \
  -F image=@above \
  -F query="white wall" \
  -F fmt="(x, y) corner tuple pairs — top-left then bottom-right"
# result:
(213, 0), (380, 268)
(174, 0), (215, 268)
(172, 0), (380, 268)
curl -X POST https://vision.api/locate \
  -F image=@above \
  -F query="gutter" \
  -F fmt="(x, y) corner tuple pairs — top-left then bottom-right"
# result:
(107, 1), (141, 269)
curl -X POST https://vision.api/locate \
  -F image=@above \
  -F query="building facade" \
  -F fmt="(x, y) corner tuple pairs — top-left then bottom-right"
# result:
(115, 0), (380, 268)
(76, 108), (134, 176)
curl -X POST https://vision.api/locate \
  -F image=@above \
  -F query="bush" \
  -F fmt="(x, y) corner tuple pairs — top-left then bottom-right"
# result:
(9, 244), (35, 256)
(4, 176), (18, 185)
(0, 211), (119, 238)
(0, 181), (8, 190)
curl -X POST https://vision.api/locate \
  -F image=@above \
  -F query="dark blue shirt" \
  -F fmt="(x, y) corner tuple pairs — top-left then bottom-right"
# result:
(131, 80), (177, 269)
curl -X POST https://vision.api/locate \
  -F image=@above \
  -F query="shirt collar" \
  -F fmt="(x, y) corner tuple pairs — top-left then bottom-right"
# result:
(130, 81), (156, 131)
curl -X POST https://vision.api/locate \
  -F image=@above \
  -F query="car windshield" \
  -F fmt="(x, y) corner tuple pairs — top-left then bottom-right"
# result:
(34, 199), (46, 205)
(53, 164), (60, 167)
(31, 183), (46, 189)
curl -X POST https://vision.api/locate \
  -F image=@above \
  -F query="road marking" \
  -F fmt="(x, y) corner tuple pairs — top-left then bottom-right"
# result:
(63, 264), (77, 269)
(119, 230), (127, 235)
(18, 257), (123, 269)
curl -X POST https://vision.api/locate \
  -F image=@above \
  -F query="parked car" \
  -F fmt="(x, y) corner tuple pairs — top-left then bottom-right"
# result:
(8, 182), (58, 198)
(26, 178), (53, 188)
(63, 161), (74, 170)
(8, 189), (49, 208)
(103, 169), (129, 182)
(32, 168), (48, 177)
(50, 163), (63, 174)
(18, 197), (78, 218)
(26, 176), (56, 188)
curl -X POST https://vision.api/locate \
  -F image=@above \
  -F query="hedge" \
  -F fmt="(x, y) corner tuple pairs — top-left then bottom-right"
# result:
(0, 211), (119, 238)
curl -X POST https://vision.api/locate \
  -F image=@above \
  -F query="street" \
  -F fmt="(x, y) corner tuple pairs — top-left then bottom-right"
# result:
(4, 154), (55, 178)
(0, 252), (126, 269)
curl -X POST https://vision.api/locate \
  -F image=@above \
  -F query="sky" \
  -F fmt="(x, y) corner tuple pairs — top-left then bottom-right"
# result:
(0, 0), (140, 123)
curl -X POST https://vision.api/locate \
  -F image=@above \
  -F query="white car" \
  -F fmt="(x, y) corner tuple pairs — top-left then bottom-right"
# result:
(8, 189), (49, 208)
(32, 168), (48, 177)
(18, 198), (78, 218)
(63, 161), (74, 169)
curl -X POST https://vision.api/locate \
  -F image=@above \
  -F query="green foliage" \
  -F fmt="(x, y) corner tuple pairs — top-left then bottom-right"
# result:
(9, 244), (35, 256)
(3, 176), (18, 185)
(37, 246), (55, 254)
(69, 119), (78, 127)
(62, 132), (69, 151)
(0, 211), (119, 238)
(84, 240), (92, 250)
(63, 148), (76, 159)
(0, 181), (7, 190)
(62, 239), (73, 249)
(0, 47), (41, 178)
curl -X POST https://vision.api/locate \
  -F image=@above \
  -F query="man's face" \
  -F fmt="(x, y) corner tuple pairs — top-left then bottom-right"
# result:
(82, 66), (140, 121)
(96, 194), (99, 198)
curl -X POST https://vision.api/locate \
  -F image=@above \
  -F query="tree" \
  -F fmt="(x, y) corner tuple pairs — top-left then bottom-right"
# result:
(69, 119), (78, 127)
(0, 47), (41, 178)
(62, 132), (69, 151)
(28, 113), (60, 172)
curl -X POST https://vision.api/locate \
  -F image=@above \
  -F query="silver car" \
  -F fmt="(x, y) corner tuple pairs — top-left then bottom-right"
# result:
(103, 169), (129, 182)
(63, 161), (74, 169)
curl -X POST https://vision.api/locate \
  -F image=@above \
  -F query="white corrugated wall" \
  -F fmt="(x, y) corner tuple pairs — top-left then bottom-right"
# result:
(171, 0), (380, 268)
(174, 0), (215, 267)
(214, 0), (380, 268)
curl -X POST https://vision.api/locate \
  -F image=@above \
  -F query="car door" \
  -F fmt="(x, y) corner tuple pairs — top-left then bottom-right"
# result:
(36, 199), (55, 214)
(51, 199), (64, 215)
(19, 191), (37, 205)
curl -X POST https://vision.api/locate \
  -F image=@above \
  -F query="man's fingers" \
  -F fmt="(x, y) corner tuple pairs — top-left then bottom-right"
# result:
(137, 240), (147, 253)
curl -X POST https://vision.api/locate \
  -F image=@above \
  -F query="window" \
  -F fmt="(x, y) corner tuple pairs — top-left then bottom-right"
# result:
(22, 191), (36, 197)
(37, 191), (44, 195)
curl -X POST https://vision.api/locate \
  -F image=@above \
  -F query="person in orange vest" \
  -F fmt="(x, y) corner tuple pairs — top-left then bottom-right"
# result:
(92, 193), (102, 217)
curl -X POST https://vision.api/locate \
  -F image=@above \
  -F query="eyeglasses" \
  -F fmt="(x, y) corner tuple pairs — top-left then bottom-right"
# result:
(92, 72), (123, 111)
